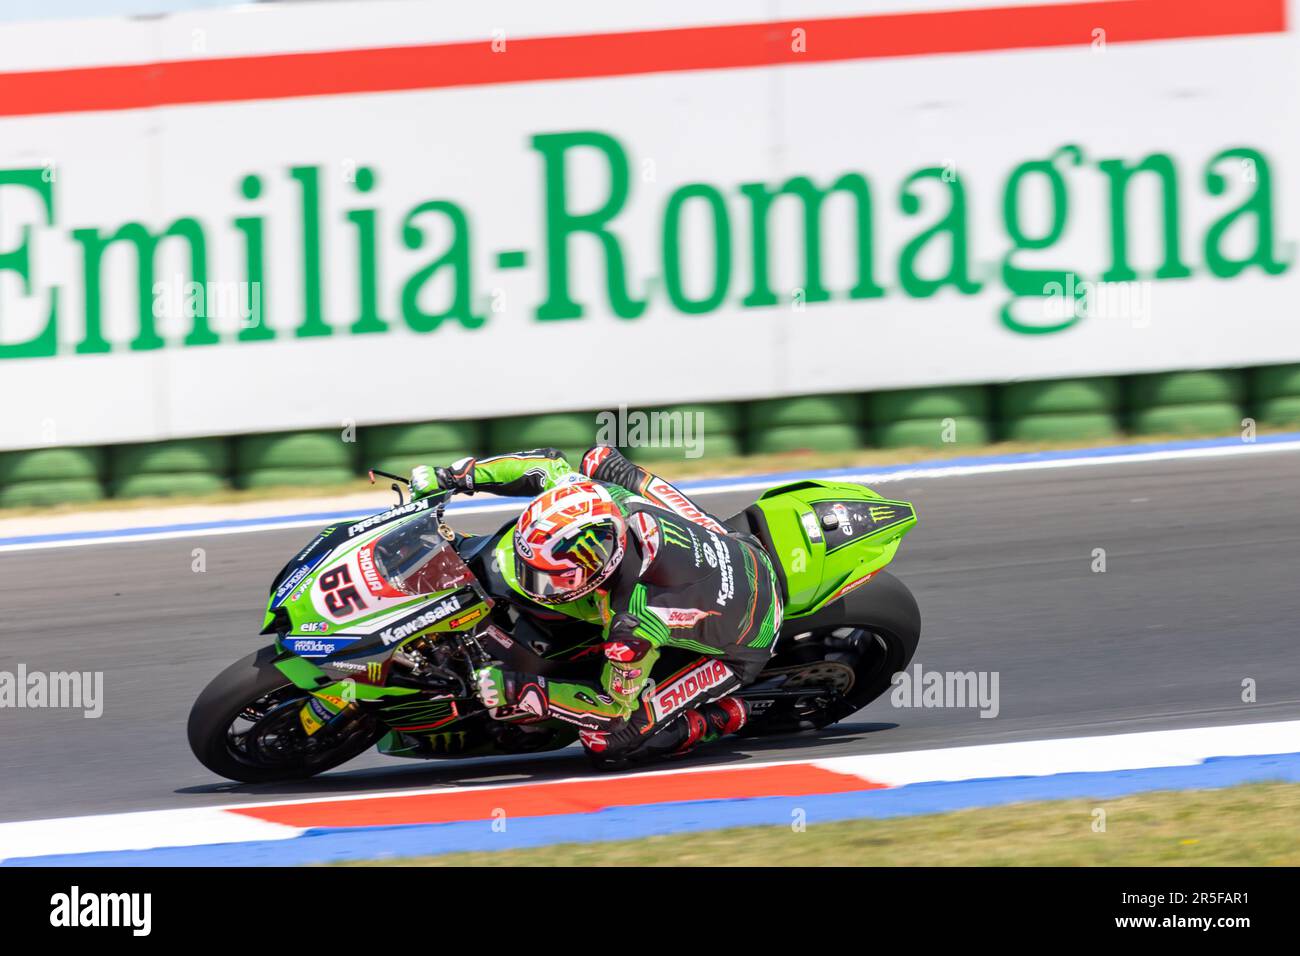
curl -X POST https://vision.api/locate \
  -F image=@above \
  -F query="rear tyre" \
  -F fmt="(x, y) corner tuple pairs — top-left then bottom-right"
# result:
(740, 571), (920, 735)
(187, 646), (383, 783)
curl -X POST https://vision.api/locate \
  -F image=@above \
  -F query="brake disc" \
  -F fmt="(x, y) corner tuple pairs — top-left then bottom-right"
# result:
(764, 660), (857, 695)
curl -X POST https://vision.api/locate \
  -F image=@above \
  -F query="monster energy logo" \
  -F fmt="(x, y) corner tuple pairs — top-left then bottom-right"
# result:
(428, 730), (469, 753)
(659, 519), (692, 549)
(563, 527), (611, 571)
(868, 505), (896, 522)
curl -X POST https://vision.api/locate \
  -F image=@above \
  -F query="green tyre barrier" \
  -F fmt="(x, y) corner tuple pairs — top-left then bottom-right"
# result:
(869, 386), (990, 423)
(360, 421), (481, 459)
(874, 417), (992, 449)
(112, 473), (228, 499)
(489, 413), (600, 452)
(1127, 370), (1244, 407)
(1252, 395), (1300, 428)
(369, 454), (477, 479)
(747, 423), (863, 455)
(1129, 402), (1244, 436)
(238, 467), (358, 490)
(998, 378), (1120, 417)
(628, 433), (742, 463)
(1251, 364), (1300, 401)
(235, 431), (357, 474)
(1000, 412), (1121, 443)
(642, 402), (743, 435)
(747, 395), (861, 430)
(0, 447), (103, 484)
(109, 439), (229, 477)
(0, 478), (104, 508)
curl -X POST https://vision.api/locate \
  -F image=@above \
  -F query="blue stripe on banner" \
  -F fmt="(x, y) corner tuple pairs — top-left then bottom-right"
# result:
(9, 751), (1299, 867)
(3, 432), (1297, 549)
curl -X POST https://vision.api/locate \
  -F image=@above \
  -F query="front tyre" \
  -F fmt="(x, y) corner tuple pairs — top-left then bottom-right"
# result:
(187, 645), (383, 783)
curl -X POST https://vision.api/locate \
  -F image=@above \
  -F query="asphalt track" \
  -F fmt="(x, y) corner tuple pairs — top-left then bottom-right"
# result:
(3, 448), (1299, 823)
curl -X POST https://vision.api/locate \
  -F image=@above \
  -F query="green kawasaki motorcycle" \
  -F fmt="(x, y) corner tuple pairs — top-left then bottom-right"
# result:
(188, 474), (921, 782)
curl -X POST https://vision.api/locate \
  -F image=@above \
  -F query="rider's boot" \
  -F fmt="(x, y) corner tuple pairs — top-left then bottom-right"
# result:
(671, 696), (749, 756)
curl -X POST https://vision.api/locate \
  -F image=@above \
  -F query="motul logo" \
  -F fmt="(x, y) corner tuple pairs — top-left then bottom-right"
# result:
(652, 659), (732, 719)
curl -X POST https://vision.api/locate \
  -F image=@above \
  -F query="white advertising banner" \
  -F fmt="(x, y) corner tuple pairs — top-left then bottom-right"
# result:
(0, 0), (1296, 449)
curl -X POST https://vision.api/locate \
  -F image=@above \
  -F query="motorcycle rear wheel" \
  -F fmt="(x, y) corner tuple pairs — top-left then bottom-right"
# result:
(739, 570), (920, 735)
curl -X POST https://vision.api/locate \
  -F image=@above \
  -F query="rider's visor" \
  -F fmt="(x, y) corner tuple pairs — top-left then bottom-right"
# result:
(515, 523), (618, 603)
(515, 559), (591, 604)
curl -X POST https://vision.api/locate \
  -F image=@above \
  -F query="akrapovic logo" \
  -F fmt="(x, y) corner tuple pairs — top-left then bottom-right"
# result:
(379, 593), (464, 646)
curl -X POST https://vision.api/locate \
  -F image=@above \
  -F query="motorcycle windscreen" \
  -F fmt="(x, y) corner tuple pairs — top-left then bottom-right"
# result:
(371, 514), (475, 595)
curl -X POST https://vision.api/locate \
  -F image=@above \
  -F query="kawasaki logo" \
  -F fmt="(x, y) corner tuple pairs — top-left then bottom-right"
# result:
(348, 498), (429, 537)
(379, 593), (464, 645)
(0, 134), (1286, 361)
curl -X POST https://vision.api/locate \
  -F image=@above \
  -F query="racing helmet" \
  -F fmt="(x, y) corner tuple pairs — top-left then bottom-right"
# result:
(514, 480), (627, 604)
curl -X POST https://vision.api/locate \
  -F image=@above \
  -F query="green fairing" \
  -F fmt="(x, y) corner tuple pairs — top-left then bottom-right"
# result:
(750, 479), (918, 618)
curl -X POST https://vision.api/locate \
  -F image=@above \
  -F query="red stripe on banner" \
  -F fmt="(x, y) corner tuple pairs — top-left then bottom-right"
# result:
(0, 0), (1285, 118)
(229, 764), (881, 828)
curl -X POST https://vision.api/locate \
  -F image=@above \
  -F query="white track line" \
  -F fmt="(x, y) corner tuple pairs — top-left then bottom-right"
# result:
(2, 718), (1297, 862)
(2, 437), (1298, 553)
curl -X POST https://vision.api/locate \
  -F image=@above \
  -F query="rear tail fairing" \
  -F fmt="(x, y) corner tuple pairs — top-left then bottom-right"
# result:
(736, 480), (917, 618)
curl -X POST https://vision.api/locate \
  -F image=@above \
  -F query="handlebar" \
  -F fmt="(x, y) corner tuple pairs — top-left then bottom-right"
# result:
(369, 468), (410, 487)
(368, 467), (453, 516)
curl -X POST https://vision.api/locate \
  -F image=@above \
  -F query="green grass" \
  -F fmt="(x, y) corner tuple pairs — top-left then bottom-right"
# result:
(334, 783), (1300, 866)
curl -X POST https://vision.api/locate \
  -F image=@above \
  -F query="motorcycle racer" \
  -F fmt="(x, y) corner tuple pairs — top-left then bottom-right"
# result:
(409, 446), (783, 767)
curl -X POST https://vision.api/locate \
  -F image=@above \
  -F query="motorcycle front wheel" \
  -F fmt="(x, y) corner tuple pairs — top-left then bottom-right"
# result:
(187, 645), (383, 783)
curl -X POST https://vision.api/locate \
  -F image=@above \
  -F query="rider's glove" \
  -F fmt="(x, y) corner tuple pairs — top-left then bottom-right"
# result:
(410, 457), (476, 500)
(601, 628), (656, 713)
(474, 664), (549, 720)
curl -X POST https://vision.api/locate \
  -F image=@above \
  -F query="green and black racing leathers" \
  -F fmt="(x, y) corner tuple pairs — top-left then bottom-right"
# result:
(422, 445), (784, 764)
